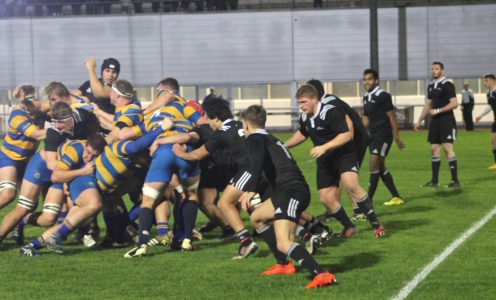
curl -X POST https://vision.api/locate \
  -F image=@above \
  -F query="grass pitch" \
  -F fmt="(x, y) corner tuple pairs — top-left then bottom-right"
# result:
(0, 129), (495, 299)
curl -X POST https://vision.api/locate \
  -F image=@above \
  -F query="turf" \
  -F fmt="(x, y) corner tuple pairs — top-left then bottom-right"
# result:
(0, 129), (495, 299)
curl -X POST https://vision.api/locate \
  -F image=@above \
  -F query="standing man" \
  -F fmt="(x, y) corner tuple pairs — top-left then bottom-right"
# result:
(74, 56), (120, 115)
(415, 62), (460, 188)
(460, 83), (475, 131)
(362, 69), (405, 206)
(475, 74), (496, 169)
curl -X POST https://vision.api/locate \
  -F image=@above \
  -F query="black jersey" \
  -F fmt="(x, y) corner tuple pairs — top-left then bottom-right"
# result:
(427, 77), (457, 120)
(191, 124), (215, 170)
(79, 79), (116, 114)
(204, 119), (250, 172)
(45, 108), (100, 152)
(362, 86), (394, 135)
(322, 94), (369, 141)
(298, 102), (354, 160)
(241, 130), (307, 192)
(487, 88), (496, 122)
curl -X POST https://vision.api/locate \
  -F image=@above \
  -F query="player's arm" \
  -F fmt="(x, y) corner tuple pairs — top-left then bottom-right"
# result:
(143, 90), (176, 115)
(85, 56), (112, 99)
(386, 110), (405, 150)
(121, 128), (164, 155)
(415, 99), (432, 131)
(51, 162), (95, 183)
(172, 144), (209, 161)
(429, 83), (458, 117)
(25, 128), (47, 141)
(362, 115), (369, 128)
(345, 114), (354, 140)
(92, 103), (114, 130)
(44, 128), (64, 170)
(310, 109), (352, 158)
(150, 132), (199, 157)
(476, 105), (492, 122)
(72, 89), (83, 97)
(284, 130), (307, 148)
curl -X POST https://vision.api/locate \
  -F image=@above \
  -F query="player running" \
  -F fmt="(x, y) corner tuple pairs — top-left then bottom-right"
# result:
(238, 105), (337, 289)
(285, 85), (385, 237)
(362, 69), (405, 205)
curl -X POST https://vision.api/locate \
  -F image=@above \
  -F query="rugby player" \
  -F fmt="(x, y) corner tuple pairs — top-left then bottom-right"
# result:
(362, 69), (405, 205)
(0, 102), (99, 246)
(475, 73), (496, 169)
(238, 105), (336, 288)
(0, 85), (46, 211)
(285, 85), (385, 237)
(20, 134), (106, 256)
(415, 62), (460, 188)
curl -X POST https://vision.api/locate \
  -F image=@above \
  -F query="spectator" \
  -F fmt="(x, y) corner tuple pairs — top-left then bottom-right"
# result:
(461, 82), (475, 131)
(121, 0), (131, 13)
(133, 0), (143, 13)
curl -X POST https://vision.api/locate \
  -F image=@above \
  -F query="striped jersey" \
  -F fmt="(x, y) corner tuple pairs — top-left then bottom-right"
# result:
(57, 139), (86, 171)
(113, 102), (143, 129)
(0, 105), (44, 161)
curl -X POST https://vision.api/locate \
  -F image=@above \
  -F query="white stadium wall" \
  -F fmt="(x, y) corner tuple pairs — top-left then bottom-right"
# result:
(1, 4), (496, 88)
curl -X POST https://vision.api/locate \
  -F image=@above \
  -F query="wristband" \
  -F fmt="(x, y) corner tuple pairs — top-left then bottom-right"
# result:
(435, 108), (440, 115)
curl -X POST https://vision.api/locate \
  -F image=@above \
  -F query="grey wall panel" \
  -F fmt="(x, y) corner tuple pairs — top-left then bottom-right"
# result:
(378, 8), (399, 80)
(406, 7), (429, 79)
(426, 5), (496, 78)
(160, 12), (293, 85)
(127, 16), (162, 86)
(30, 16), (133, 88)
(292, 9), (370, 82)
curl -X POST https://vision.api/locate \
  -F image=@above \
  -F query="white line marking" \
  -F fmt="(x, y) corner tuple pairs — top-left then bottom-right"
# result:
(392, 205), (496, 300)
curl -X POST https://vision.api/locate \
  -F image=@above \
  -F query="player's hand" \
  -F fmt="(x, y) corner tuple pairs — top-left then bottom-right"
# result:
(149, 140), (159, 157)
(82, 161), (95, 175)
(414, 121), (421, 131)
(161, 117), (174, 131)
(85, 56), (96, 70)
(475, 116), (482, 122)
(395, 138), (405, 150)
(157, 89), (176, 104)
(239, 192), (255, 212)
(310, 146), (327, 158)
(429, 109), (437, 116)
(63, 183), (70, 197)
(172, 143), (187, 157)
(92, 102), (100, 112)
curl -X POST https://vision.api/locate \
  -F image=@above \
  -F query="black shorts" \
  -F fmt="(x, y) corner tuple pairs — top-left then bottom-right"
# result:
(199, 165), (230, 191)
(369, 133), (393, 157)
(316, 153), (359, 189)
(354, 135), (369, 167)
(272, 184), (310, 223)
(428, 118), (457, 144)
(230, 170), (273, 201)
(492, 122), (496, 133)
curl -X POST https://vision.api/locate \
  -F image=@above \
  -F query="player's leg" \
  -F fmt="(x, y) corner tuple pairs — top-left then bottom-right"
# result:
(489, 127), (496, 169)
(319, 186), (356, 237)
(442, 142), (460, 187)
(250, 199), (293, 275)
(178, 175), (200, 251)
(380, 159), (403, 205)
(0, 179), (40, 245)
(198, 187), (232, 236)
(368, 153), (382, 201)
(25, 186), (64, 227)
(341, 171), (384, 237)
(218, 184), (258, 259)
(0, 166), (18, 209)
(424, 143), (442, 187)
(272, 187), (336, 288)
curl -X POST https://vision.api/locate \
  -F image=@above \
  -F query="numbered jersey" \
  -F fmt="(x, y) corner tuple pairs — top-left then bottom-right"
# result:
(204, 119), (250, 172)
(241, 129), (307, 192)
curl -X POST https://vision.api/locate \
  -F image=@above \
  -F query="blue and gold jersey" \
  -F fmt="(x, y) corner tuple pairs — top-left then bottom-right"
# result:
(95, 141), (134, 192)
(0, 106), (44, 161)
(132, 95), (200, 137)
(113, 103), (143, 128)
(57, 140), (86, 171)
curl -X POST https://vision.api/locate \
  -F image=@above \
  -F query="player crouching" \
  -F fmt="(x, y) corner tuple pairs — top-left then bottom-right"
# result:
(238, 105), (336, 289)
(20, 134), (106, 256)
